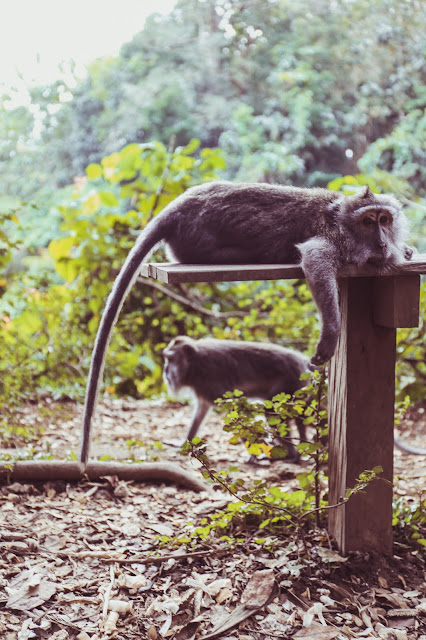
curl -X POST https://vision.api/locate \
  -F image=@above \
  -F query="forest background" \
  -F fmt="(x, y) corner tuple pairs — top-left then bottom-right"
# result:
(0, 0), (425, 432)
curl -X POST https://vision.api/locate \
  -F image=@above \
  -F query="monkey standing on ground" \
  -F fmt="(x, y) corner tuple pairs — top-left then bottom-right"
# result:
(163, 335), (310, 462)
(80, 181), (413, 464)
(163, 336), (425, 459)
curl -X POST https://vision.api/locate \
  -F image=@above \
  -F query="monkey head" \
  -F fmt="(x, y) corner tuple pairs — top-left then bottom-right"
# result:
(163, 336), (195, 393)
(337, 186), (412, 268)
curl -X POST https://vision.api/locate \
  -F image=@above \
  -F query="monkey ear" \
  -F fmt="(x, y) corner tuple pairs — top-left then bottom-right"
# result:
(182, 343), (196, 357)
(362, 185), (373, 199)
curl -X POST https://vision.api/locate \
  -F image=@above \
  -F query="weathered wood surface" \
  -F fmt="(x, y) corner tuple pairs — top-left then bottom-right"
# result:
(328, 273), (421, 554)
(330, 279), (394, 553)
(141, 254), (426, 283)
(373, 275), (420, 328)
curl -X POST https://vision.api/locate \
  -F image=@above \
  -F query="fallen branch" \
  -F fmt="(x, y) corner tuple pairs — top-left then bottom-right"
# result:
(0, 460), (207, 492)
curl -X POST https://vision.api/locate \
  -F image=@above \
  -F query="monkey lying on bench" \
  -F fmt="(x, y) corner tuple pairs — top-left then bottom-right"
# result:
(163, 335), (311, 463)
(80, 181), (413, 464)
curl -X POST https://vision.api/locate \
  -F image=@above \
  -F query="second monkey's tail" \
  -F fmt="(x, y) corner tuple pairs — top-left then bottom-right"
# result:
(79, 218), (168, 466)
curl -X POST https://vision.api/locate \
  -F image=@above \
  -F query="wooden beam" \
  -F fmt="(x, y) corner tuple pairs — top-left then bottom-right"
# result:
(373, 274), (420, 328)
(328, 277), (397, 554)
(141, 254), (426, 284)
(140, 263), (304, 283)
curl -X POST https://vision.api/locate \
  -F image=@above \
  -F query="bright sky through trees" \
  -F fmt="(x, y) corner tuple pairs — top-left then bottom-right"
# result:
(0, 0), (176, 90)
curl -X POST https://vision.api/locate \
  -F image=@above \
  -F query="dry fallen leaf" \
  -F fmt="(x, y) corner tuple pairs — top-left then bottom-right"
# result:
(293, 625), (341, 639)
(6, 569), (57, 611)
(378, 576), (389, 589)
(316, 548), (348, 563)
(147, 625), (158, 640)
(0, 397), (424, 639)
(240, 569), (276, 609)
(216, 587), (233, 604)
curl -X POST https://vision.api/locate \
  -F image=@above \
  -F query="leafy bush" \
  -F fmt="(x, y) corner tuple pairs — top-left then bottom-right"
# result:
(0, 139), (321, 409)
(0, 144), (423, 419)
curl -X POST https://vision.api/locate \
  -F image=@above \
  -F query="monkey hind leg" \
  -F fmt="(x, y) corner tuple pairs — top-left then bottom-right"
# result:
(185, 398), (211, 442)
(246, 438), (301, 465)
(273, 435), (301, 463)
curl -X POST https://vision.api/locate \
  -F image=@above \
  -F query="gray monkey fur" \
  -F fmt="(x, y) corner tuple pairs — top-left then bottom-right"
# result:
(163, 336), (426, 458)
(163, 335), (310, 462)
(79, 181), (412, 464)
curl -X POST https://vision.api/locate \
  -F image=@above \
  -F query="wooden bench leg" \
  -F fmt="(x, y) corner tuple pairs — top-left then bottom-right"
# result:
(328, 277), (396, 555)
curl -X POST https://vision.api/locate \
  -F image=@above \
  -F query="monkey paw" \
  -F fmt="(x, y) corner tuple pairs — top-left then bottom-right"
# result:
(310, 346), (335, 367)
(403, 244), (414, 260)
(311, 331), (339, 367)
(310, 353), (328, 367)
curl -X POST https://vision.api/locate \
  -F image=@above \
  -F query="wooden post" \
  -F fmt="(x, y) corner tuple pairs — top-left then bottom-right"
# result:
(328, 275), (420, 554)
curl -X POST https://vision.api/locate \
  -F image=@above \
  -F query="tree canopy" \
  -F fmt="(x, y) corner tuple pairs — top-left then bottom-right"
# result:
(2, 0), (425, 198)
(0, 0), (424, 409)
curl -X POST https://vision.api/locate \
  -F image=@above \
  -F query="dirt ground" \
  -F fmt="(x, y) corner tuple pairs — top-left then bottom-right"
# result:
(0, 397), (425, 640)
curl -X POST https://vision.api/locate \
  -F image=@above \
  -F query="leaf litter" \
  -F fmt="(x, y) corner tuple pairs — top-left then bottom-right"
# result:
(0, 397), (424, 639)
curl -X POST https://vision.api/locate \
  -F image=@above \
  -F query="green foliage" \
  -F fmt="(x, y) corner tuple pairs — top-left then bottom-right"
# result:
(0, 141), (225, 404)
(358, 109), (426, 198)
(0, 200), (21, 275)
(0, 138), (318, 411)
(181, 370), (386, 545)
(0, 141), (423, 421)
(393, 494), (426, 548)
(215, 373), (328, 467)
(0, 0), (424, 430)
(2, 0), (425, 207)
(181, 372), (330, 539)
(396, 282), (426, 401)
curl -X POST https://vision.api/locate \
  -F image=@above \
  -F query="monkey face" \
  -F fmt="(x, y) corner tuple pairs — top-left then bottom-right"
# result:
(163, 352), (181, 393)
(340, 190), (409, 268)
(358, 208), (395, 264)
(163, 338), (193, 393)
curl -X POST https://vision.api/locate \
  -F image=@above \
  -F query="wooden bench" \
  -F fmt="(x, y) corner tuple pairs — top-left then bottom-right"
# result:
(141, 254), (426, 555)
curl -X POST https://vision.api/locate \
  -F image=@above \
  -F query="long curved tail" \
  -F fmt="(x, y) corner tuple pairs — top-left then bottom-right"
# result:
(79, 219), (167, 465)
(394, 437), (426, 455)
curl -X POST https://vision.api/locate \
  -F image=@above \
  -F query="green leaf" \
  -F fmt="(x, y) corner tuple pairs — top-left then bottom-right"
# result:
(55, 259), (78, 282)
(176, 138), (200, 155)
(270, 445), (289, 459)
(83, 193), (102, 214)
(48, 236), (74, 260)
(86, 163), (103, 180)
(99, 191), (119, 207)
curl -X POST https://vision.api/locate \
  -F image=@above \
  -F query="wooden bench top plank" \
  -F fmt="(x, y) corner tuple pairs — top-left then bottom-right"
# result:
(141, 254), (426, 283)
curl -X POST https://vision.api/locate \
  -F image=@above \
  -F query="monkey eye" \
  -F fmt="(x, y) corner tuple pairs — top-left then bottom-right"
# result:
(362, 217), (374, 227)
(379, 214), (390, 225)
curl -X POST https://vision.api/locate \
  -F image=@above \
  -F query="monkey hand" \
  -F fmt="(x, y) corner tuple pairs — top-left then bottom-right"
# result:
(311, 331), (339, 367)
(310, 352), (329, 367)
(403, 244), (414, 260)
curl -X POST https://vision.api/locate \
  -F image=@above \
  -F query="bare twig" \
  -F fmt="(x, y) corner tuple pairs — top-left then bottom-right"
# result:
(102, 564), (116, 621)
(137, 276), (248, 318)
(104, 549), (231, 564)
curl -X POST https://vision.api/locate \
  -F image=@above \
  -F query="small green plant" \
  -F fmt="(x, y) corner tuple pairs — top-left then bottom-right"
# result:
(181, 368), (384, 546)
(125, 438), (163, 461)
(393, 493), (426, 549)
